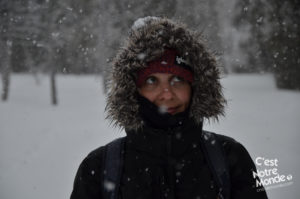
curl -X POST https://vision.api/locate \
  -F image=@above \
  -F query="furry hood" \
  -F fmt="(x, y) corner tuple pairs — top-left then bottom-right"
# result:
(106, 17), (226, 130)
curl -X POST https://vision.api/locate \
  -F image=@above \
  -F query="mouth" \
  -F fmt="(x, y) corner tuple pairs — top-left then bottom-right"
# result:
(158, 105), (180, 115)
(167, 106), (180, 115)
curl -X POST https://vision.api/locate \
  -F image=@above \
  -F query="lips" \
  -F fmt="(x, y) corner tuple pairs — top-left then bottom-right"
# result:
(158, 105), (180, 115)
(167, 106), (179, 114)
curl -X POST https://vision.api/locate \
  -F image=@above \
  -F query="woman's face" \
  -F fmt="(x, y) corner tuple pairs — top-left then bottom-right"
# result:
(138, 73), (192, 115)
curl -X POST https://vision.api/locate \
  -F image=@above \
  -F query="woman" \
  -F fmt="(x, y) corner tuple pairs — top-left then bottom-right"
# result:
(71, 17), (268, 199)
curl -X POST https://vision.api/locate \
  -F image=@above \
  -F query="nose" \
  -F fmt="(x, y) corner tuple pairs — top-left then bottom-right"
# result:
(158, 83), (174, 101)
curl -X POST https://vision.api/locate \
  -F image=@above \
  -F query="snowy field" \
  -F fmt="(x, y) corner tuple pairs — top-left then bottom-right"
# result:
(0, 74), (299, 199)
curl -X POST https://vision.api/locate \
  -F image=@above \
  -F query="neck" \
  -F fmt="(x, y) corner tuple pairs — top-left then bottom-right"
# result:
(138, 95), (191, 130)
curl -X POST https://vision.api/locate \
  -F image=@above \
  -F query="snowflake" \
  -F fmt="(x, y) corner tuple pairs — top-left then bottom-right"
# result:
(132, 16), (160, 30)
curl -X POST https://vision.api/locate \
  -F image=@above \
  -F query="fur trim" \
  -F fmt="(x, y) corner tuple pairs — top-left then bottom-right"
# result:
(106, 17), (226, 130)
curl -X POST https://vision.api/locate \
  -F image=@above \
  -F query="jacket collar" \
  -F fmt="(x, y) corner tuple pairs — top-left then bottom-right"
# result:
(125, 120), (203, 158)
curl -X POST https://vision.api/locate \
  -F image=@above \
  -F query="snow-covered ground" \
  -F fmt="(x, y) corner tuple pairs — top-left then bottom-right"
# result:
(0, 74), (299, 199)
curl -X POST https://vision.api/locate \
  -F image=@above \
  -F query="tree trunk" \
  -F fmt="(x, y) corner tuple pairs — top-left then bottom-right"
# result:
(1, 42), (12, 101)
(50, 71), (57, 105)
(1, 66), (10, 101)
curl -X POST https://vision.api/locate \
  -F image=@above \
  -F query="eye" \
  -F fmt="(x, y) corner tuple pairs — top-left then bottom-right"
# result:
(172, 76), (184, 82)
(170, 76), (185, 86)
(145, 76), (157, 85)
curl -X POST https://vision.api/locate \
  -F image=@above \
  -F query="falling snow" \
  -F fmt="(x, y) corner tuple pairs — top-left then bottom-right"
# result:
(104, 180), (115, 191)
(211, 140), (216, 145)
(132, 16), (160, 30)
(158, 105), (168, 114)
(137, 53), (146, 60)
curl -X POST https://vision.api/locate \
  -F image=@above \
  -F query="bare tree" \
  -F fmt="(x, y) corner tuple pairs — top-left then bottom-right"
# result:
(1, 41), (12, 101)
(0, 1), (13, 101)
(96, 0), (177, 93)
(37, 0), (76, 105)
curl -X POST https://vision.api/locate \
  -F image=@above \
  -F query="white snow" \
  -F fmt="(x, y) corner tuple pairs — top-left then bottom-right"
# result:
(137, 53), (146, 60)
(104, 180), (115, 191)
(158, 105), (168, 114)
(131, 16), (159, 30)
(0, 73), (299, 199)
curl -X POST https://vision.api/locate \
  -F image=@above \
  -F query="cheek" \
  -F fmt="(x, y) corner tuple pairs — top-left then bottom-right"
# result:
(138, 88), (156, 102)
(178, 86), (192, 106)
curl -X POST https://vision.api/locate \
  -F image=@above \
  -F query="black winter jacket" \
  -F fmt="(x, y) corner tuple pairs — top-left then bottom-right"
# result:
(70, 121), (268, 199)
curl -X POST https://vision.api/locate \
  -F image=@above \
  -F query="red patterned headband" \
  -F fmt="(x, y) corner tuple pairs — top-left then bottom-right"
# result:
(136, 49), (194, 87)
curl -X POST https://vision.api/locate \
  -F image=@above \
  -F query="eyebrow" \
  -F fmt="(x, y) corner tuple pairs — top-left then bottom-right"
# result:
(146, 74), (178, 83)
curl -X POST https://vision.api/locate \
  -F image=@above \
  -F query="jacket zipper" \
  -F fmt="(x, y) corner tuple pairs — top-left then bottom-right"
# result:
(166, 133), (175, 199)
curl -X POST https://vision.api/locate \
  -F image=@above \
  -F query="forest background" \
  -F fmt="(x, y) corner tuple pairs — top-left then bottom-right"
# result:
(1, 0), (299, 104)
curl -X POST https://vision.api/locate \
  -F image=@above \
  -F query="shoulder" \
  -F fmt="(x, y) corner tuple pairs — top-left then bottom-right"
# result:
(70, 146), (106, 199)
(77, 145), (106, 171)
(210, 132), (260, 187)
(208, 132), (250, 157)
(75, 146), (106, 181)
(86, 145), (106, 161)
(77, 137), (126, 174)
(203, 131), (255, 167)
(208, 134), (268, 198)
(202, 130), (239, 153)
(211, 132), (238, 147)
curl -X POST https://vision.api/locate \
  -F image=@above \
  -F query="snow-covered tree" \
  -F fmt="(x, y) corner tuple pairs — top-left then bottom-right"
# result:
(233, 0), (300, 89)
(0, 0), (27, 100)
(96, 0), (177, 92)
